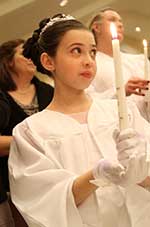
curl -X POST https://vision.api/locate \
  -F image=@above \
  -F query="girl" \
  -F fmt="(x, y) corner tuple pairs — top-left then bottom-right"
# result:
(9, 14), (150, 227)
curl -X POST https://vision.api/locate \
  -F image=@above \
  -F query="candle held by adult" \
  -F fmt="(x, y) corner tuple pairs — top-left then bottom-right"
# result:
(143, 39), (150, 123)
(143, 39), (150, 80)
(110, 22), (129, 130)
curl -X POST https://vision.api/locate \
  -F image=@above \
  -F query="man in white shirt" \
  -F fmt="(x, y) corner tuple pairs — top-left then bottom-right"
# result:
(89, 8), (150, 121)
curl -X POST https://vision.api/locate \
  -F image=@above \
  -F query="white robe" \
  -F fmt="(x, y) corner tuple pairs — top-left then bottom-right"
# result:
(89, 51), (150, 121)
(8, 96), (150, 227)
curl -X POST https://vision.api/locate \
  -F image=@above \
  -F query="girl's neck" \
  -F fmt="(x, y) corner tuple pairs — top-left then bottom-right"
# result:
(47, 89), (92, 114)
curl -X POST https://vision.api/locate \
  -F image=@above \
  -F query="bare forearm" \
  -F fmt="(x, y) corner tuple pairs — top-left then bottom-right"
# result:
(0, 136), (13, 156)
(72, 170), (98, 206)
(138, 176), (150, 188)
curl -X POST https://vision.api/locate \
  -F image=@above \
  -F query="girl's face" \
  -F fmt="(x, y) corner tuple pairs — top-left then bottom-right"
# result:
(11, 44), (36, 76)
(47, 29), (97, 91)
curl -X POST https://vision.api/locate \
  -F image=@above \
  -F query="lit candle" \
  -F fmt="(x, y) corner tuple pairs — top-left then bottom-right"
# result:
(143, 39), (150, 80)
(110, 22), (129, 130)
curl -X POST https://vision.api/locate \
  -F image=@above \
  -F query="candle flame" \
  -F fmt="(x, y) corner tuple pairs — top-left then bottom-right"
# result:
(143, 39), (147, 47)
(110, 22), (118, 39)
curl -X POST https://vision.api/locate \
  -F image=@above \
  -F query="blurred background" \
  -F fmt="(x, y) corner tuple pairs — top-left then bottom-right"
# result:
(1, 0), (150, 82)
(1, 0), (150, 52)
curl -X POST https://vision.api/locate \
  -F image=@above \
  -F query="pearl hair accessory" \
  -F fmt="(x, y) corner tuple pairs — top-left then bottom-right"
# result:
(40, 14), (75, 35)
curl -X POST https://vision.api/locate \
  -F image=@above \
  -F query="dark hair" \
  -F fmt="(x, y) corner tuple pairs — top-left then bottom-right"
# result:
(23, 17), (50, 75)
(23, 14), (89, 76)
(0, 39), (24, 91)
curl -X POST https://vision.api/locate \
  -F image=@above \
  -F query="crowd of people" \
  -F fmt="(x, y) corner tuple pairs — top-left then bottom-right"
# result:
(0, 8), (150, 227)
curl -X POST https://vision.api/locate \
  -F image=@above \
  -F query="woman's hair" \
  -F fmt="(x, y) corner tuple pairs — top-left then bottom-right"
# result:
(0, 39), (24, 91)
(23, 13), (89, 76)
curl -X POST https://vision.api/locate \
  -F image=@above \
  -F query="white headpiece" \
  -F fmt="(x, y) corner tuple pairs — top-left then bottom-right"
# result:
(40, 14), (75, 35)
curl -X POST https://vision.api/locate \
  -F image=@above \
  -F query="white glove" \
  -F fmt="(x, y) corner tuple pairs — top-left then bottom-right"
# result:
(113, 128), (138, 168)
(92, 159), (125, 185)
(113, 128), (149, 186)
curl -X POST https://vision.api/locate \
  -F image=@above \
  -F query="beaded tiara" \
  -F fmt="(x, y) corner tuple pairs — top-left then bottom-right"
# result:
(40, 14), (75, 35)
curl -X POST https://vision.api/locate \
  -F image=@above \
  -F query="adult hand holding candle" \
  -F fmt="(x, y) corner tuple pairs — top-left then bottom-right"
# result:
(110, 22), (129, 130)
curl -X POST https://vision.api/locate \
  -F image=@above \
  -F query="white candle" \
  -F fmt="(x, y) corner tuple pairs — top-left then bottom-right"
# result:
(110, 23), (129, 130)
(143, 39), (150, 80)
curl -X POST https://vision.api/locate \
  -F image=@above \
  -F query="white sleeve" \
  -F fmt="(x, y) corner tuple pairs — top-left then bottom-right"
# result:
(8, 123), (83, 227)
(128, 101), (150, 174)
(128, 100), (150, 139)
(125, 101), (150, 227)
(129, 94), (150, 123)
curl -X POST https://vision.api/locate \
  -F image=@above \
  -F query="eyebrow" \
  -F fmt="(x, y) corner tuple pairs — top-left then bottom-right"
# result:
(109, 15), (122, 21)
(68, 43), (96, 48)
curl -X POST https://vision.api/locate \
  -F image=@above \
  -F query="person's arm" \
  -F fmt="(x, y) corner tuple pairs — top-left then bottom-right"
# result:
(0, 136), (13, 156)
(0, 91), (11, 129)
(0, 91), (12, 156)
(72, 160), (125, 206)
(72, 170), (97, 206)
(138, 176), (150, 190)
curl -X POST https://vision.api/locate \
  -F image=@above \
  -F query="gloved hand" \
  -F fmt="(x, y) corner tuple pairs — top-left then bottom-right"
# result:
(113, 128), (138, 168)
(113, 128), (150, 186)
(92, 159), (125, 185)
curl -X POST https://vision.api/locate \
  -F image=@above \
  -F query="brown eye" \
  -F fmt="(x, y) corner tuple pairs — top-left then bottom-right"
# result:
(72, 47), (81, 54)
(90, 49), (96, 59)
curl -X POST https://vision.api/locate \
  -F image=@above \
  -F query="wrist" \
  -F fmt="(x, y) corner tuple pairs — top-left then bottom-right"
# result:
(92, 158), (105, 180)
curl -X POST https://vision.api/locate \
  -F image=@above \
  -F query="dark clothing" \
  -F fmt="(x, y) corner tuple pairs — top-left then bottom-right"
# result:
(0, 91), (11, 132)
(0, 77), (54, 201)
(0, 77), (54, 135)
(0, 91), (10, 204)
(0, 176), (7, 203)
(0, 200), (15, 226)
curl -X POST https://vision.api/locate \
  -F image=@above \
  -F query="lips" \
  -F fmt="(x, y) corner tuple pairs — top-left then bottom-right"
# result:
(80, 72), (92, 79)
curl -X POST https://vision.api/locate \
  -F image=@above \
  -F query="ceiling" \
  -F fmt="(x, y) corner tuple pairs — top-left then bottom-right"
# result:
(0, 0), (150, 49)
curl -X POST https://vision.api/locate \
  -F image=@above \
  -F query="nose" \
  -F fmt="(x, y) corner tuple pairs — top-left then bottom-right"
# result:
(83, 53), (95, 67)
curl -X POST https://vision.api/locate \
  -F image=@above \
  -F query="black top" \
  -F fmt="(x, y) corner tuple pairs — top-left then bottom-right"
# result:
(0, 77), (54, 203)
